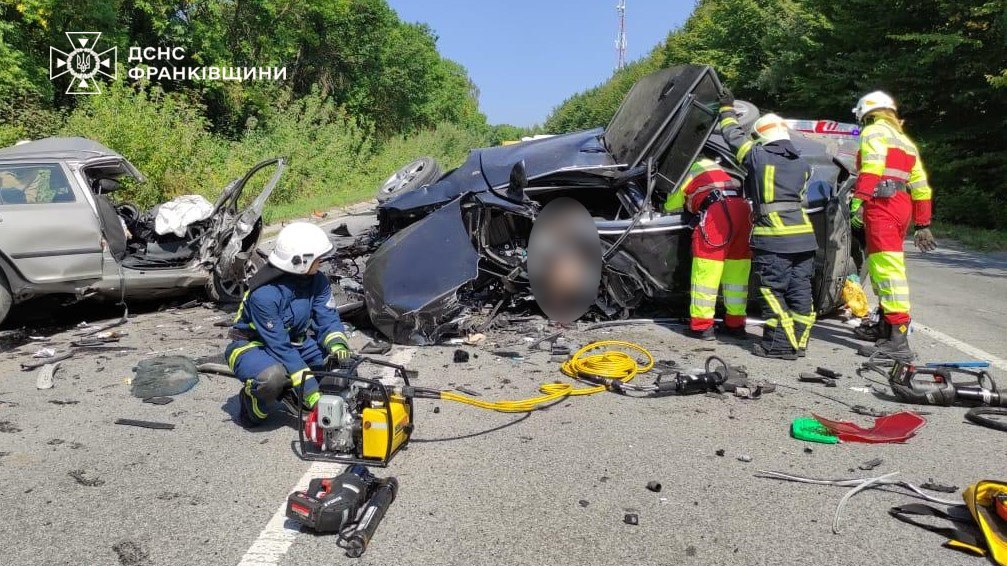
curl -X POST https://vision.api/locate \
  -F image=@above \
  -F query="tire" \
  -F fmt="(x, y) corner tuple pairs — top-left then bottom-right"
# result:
(0, 277), (11, 328)
(208, 249), (267, 303)
(965, 407), (1007, 432)
(375, 157), (441, 203)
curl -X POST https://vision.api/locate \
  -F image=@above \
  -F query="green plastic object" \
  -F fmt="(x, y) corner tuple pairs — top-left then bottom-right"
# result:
(791, 417), (839, 444)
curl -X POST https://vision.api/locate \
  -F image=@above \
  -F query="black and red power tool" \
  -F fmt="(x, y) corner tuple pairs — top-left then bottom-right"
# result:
(285, 464), (399, 558)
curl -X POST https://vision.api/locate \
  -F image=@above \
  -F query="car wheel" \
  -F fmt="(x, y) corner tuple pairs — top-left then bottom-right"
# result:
(208, 249), (267, 303)
(375, 157), (441, 203)
(0, 278), (11, 328)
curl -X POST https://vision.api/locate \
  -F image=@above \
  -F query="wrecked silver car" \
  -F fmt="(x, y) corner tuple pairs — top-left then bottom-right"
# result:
(332, 65), (862, 345)
(0, 137), (283, 326)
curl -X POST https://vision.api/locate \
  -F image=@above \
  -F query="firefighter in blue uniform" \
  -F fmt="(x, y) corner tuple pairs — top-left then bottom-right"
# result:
(225, 222), (350, 426)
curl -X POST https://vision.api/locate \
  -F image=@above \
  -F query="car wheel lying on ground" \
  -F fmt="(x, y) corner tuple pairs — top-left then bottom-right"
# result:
(329, 64), (866, 345)
(0, 137), (285, 325)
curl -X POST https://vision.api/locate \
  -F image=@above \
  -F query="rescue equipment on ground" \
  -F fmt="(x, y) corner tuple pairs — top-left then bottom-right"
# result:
(790, 417), (839, 444)
(285, 464), (398, 558)
(298, 357), (416, 467)
(863, 358), (1006, 408)
(889, 480), (1007, 565)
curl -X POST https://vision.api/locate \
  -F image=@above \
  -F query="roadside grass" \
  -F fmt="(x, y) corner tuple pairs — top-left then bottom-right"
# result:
(932, 221), (1007, 252)
(262, 182), (375, 223)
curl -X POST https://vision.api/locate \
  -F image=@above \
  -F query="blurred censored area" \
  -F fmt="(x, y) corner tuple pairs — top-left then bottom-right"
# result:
(527, 198), (602, 323)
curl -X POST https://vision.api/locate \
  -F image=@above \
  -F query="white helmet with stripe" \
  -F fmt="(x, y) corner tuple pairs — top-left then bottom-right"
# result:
(753, 113), (790, 144)
(853, 91), (897, 122)
(268, 222), (334, 274)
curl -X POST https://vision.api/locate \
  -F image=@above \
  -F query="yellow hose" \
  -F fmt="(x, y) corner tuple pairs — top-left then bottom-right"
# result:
(439, 340), (654, 413)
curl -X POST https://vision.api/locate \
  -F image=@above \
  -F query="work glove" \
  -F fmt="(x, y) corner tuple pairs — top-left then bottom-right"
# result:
(718, 88), (734, 108)
(850, 198), (864, 230)
(913, 227), (937, 253)
(329, 343), (351, 364)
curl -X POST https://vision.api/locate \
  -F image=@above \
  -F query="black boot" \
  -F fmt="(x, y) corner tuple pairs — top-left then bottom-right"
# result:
(752, 324), (798, 360)
(716, 323), (750, 340)
(853, 318), (889, 343)
(858, 322), (915, 362)
(688, 327), (716, 341)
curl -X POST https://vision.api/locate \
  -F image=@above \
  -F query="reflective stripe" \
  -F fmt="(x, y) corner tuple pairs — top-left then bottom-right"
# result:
(290, 369), (308, 387)
(691, 283), (719, 295)
(691, 297), (717, 307)
(322, 331), (348, 348)
(908, 180), (928, 190)
(760, 287), (798, 349)
(763, 164), (776, 203)
(722, 284), (748, 292)
(737, 140), (754, 162)
(882, 168), (911, 181)
(752, 223), (815, 236)
(868, 251), (911, 315)
(233, 291), (250, 323)
(719, 117), (737, 129)
(723, 296), (747, 305)
(863, 153), (886, 161)
(691, 257), (724, 320)
(304, 390), (321, 409)
(245, 380), (267, 419)
(791, 311), (816, 349)
(228, 341), (262, 370)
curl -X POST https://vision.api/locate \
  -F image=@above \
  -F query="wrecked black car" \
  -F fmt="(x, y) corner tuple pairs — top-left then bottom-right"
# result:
(333, 65), (862, 345)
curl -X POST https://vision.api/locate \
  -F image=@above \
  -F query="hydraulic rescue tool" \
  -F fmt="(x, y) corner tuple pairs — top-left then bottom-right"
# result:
(285, 464), (398, 558)
(865, 357), (1006, 408)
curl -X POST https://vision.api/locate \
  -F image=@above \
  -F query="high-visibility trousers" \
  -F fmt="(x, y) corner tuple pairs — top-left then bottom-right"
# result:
(753, 250), (816, 352)
(864, 192), (912, 325)
(689, 197), (753, 331)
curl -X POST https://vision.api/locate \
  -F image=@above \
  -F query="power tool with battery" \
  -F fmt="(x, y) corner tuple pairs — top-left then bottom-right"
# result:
(297, 356), (418, 467)
(285, 464), (399, 558)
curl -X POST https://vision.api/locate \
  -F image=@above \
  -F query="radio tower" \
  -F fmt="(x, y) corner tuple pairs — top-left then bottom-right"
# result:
(615, 0), (627, 70)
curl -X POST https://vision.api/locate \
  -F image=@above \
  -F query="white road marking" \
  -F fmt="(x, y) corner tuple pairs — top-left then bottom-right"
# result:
(913, 323), (1007, 371)
(237, 347), (417, 566)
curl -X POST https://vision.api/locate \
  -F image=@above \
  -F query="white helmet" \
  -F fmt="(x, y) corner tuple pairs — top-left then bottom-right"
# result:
(268, 222), (333, 274)
(853, 91), (897, 121)
(753, 113), (790, 143)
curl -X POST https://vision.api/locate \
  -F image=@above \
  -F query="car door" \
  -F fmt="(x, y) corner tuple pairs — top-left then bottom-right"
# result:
(0, 161), (103, 285)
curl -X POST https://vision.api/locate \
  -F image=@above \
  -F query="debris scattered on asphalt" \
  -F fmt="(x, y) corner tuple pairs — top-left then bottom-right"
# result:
(791, 417), (839, 444)
(921, 480), (958, 493)
(755, 470), (960, 534)
(858, 458), (884, 471)
(76, 309), (129, 337)
(331, 223), (351, 237)
(360, 340), (392, 355)
(492, 350), (524, 360)
(28, 335), (51, 342)
(623, 513), (639, 526)
(816, 367), (843, 379)
(738, 455), (753, 463)
(21, 351), (73, 371)
(686, 545), (697, 557)
(804, 447), (814, 454)
(432, 406), (440, 414)
(464, 333), (486, 346)
(646, 481), (662, 493)
(0, 421), (22, 433)
(799, 372), (837, 387)
(48, 399), (79, 405)
(131, 356), (199, 398)
(813, 411), (926, 443)
(578, 499), (590, 507)
(114, 418), (176, 430)
(36, 362), (60, 390)
(177, 299), (201, 310)
(71, 331), (126, 347)
(453, 350), (469, 363)
(715, 449), (725, 457)
(528, 331), (563, 351)
(68, 469), (105, 487)
(32, 347), (56, 358)
(111, 540), (150, 566)
(142, 396), (174, 405)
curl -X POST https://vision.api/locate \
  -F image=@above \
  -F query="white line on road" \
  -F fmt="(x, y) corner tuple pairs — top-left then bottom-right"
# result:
(237, 347), (416, 566)
(914, 322), (1007, 371)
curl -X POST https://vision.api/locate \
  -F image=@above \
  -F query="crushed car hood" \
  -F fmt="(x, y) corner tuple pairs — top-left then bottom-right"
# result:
(479, 129), (613, 187)
(364, 197), (480, 345)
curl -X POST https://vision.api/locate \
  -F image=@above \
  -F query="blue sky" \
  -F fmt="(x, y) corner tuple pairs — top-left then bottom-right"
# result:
(387, 0), (696, 127)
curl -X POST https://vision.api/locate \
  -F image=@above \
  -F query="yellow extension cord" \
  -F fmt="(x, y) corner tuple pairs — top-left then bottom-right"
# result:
(439, 340), (655, 413)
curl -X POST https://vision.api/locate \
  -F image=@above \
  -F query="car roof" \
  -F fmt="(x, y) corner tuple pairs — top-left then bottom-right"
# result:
(0, 137), (124, 162)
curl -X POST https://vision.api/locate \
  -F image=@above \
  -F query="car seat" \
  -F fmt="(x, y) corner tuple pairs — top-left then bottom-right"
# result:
(0, 188), (27, 204)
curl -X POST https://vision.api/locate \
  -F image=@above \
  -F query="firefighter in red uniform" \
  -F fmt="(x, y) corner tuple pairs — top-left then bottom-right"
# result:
(665, 158), (752, 340)
(850, 91), (937, 362)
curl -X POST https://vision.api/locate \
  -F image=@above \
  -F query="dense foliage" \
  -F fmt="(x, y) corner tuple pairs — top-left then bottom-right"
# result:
(545, 0), (1007, 229)
(0, 0), (488, 216)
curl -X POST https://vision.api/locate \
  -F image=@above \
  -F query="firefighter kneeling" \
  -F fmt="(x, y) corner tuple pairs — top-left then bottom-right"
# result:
(225, 222), (351, 427)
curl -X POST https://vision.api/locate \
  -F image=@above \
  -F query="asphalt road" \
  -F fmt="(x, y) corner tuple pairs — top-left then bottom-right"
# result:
(1, 212), (1004, 566)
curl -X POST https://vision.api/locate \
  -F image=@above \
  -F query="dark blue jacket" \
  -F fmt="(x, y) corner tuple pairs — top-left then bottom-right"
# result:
(233, 272), (347, 375)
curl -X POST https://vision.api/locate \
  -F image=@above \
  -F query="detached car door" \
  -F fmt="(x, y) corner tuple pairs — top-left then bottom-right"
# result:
(0, 161), (103, 285)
